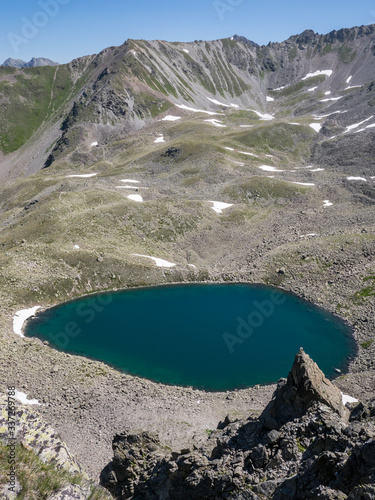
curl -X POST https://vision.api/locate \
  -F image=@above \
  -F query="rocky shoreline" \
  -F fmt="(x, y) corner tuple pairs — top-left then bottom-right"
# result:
(0, 263), (374, 482)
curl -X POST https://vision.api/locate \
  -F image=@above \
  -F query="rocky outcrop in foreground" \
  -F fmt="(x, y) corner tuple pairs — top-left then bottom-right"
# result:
(0, 396), (112, 499)
(101, 349), (375, 499)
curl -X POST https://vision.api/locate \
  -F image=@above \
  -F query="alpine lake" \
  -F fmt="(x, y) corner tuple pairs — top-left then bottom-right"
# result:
(25, 284), (356, 391)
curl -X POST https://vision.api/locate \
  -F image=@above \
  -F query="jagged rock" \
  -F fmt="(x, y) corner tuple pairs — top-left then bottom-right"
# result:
(100, 350), (375, 500)
(260, 348), (349, 425)
(349, 398), (375, 421)
(1, 57), (58, 68)
(161, 147), (180, 158)
(347, 484), (375, 499)
(100, 431), (168, 498)
(0, 396), (86, 476)
(0, 478), (22, 499)
(334, 440), (375, 494)
(47, 484), (92, 500)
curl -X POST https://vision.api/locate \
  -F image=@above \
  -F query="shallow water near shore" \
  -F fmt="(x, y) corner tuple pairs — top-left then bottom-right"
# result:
(25, 284), (355, 391)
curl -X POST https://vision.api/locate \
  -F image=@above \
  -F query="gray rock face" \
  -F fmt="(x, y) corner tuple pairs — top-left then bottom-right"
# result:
(0, 478), (22, 499)
(47, 485), (90, 500)
(1, 57), (58, 68)
(100, 350), (375, 499)
(261, 348), (350, 425)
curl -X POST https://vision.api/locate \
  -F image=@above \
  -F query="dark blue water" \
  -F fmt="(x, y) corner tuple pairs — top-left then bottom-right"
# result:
(25, 284), (355, 391)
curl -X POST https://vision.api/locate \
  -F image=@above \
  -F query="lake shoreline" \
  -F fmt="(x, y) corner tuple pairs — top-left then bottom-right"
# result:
(1, 270), (374, 480)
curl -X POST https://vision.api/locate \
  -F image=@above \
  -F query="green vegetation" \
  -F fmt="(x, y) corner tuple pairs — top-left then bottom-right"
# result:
(231, 122), (315, 162)
(337, 45), (357, 63)
(269, 75), (326, 98)
(321, 43), (333, 55)
(0, 65), (79, 153)
(0, 441), (108, 499)
(296, 439), (307, 453)
(361, 340), (374, 349)
(222, 177), (306, 202)
(352, 275), (375, 304)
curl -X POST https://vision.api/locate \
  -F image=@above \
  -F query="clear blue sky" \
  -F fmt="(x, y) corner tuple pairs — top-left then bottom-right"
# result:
(1, 0), (374, 64)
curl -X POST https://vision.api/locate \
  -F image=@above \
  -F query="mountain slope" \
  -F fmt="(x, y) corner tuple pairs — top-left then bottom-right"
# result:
(0, 24), (374, 485)
(1, 24), (375, 176)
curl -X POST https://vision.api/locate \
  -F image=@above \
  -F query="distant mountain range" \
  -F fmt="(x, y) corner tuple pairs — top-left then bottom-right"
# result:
(1, 57), (58, 68)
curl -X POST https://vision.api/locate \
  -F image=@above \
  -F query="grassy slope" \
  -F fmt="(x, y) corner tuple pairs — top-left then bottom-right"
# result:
(0, 441), (109, 499)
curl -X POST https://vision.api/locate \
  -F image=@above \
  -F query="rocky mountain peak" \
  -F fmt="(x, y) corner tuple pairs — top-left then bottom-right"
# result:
(261, 348), (349, 426)
(231, 34), (259, 47)
(1, 57), (58, 68)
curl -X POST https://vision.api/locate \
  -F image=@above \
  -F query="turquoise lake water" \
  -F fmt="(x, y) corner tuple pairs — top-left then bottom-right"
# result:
(25, 284), (356, 391)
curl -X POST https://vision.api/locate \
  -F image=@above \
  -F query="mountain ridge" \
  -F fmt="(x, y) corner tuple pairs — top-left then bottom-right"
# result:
(1, 56), (59, 68)
(0, 22), (374, 494)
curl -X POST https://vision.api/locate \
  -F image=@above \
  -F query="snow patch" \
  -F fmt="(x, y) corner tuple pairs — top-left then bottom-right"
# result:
(354, 123), (375, 134)
(121, 179), (140, 183)
(74, 245), (80, 249)
(302, 70), (333, 80)
(176, 104), (224, 116)
(14, 390), (42, 406)
(313, 111), (344, 119)
(154, 136), (165, 143)
(323, 200), (333, 207)
(292, 182), (315, 186)
(127, 194), (143, 203)
(13, 306), (41, 337)
(344, 116), (373, 133)
(66, 173), (97, 178)
(209, 201), (233, 214)
(239, 151), (258, 157)
(204, 119), (227, 128)
(90, 142), (98, 147)
(308, 87), (318, 92)
(324, 91), (331, 95)
(132, 254), (176, 267)
(183, 49), (189, 53)
(346, 76), (352, 84)
(347, 177), (367, 181)
(247, 109), (274, 121)
(342, 393), (358, 405)
(300, 233), (317, 238)
(225, 147), (235, 151)
(310, 168), (324, 172)
(266, 96), (274, 102)
(207, 97), (239, 108)
(310, 123), (322, 133)
(162, 115), (181, 121)
(259, 165), (284, 172)
(320, 97), (342, 102)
